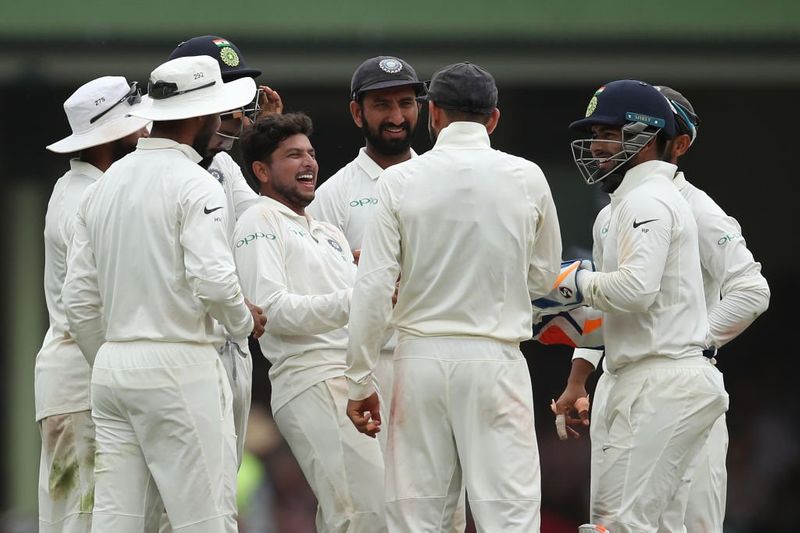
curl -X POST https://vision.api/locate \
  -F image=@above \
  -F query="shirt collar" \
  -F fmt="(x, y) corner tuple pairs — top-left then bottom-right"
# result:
(432, 121), (492, 150)
(355, 146), (417, 181)
(258, 195), (312, 227)
(69, 159), (103, 181)
(611, 160), (678, 198)
(136, 137), (203, 164)
(672, 170), (689, 191)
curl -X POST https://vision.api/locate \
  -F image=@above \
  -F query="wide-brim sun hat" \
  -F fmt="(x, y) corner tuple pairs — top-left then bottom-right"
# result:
(47, 76), (151, 154)
(129, 55), (256, 122)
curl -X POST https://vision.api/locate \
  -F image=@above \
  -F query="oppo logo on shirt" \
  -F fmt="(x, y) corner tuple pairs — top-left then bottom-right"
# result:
(236, 232), (276, 248)
(717, 232), (742, 246)
(349, 197), (378, 207)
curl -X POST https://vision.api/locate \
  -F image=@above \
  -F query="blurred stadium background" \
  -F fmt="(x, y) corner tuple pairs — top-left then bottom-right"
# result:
(1, 1), (798, 531)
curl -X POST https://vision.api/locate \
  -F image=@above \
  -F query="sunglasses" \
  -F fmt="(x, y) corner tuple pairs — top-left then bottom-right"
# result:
(147, 80), (216, 100)
(89, 81), (142, 124)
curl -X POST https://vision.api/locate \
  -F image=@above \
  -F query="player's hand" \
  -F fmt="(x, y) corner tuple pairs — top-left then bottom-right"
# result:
(532, 259), (594, 314)
(352, 249), (361, 265)
(245, 298), (267, 339)
(552, 384), (591, 440)
(257, 85), (284, 118)
(346, 393), (382, 438)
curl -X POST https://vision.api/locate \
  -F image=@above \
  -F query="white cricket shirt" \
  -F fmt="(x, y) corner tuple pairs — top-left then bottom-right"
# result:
(307, 146), (415, 355)
(578, 160), (708, 373)
(63, 138), (253, 363)
(233, 196), (356, 412)
(308, 147), (415, 251)
(346, 121), (563, 399)
(35, 160), (100, 420)
(208, 151), (260, 240)
(575, 170), (771, 369)
(673, 172), (770, 348)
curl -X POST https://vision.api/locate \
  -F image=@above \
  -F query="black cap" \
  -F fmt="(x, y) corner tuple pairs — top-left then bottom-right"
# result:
(569, 80), (678, 138)
(418, 62), (498, 114)
(168, 35), (261, 82)
(350, 56), (425, 101)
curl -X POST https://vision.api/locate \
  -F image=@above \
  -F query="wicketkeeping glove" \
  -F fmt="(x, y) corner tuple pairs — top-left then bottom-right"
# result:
(532, 306), (604, 349)
(532, 259), (594, 314)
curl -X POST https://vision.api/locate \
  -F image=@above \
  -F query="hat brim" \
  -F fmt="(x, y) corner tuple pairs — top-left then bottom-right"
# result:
(222, 67), (262, 82)
(46, 114), (152, 154)
(569, 114), (624, 132)
(354, 79), (426, 99)
(130, 77), (257, 121)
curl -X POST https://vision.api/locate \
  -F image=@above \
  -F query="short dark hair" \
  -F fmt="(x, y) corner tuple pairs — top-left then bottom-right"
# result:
(240, 112), (314, 179)
(439, 107), (493, 125)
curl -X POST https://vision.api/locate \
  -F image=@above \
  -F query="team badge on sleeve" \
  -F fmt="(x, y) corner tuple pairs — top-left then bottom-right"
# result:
(327, 238), (343, 253)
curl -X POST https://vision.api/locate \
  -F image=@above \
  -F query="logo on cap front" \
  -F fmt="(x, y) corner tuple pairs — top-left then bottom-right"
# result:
(585, 86), (604, 117)
(379, 58), (403, 74)
(220, 47), (240, 67)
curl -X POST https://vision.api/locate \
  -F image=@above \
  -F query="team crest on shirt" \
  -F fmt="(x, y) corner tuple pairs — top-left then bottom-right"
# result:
(327, 238), (343, 252)
(209, 168), (225, 185)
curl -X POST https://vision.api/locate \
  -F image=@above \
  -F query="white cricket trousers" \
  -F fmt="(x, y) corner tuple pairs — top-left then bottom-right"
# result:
(219, 337), (254, 466)
(90, 341), (238, 533)
(376, 350), (468, 533)
(38, 411), (95, 533)
(386, 337), (541, 533)
(590, 357), (728, 532)
(273, 375), (385, 533)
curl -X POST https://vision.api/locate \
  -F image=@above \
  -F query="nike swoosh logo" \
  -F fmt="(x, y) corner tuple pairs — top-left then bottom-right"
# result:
(204, 206), (223, 214)
(632, 218), (658, 229)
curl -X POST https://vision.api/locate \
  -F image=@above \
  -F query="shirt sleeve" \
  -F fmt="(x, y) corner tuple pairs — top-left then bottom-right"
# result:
(233, 208), (352, 336)
(580, 195), (673, 313)
(527, 174), (563, 300)
(181, 179), (253, 339)
(696, 208), (770, 348)
(346, 176), (402, 400)
(228, 162), (260, 220)
(62, 187), (105, 365)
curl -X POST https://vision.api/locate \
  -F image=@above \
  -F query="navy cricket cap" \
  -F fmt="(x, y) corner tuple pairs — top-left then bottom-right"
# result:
(168, 35), (261, 82)
(417, 62), (498, 114)
(570, 79), (677, 138)
(350, 56), (425, 101)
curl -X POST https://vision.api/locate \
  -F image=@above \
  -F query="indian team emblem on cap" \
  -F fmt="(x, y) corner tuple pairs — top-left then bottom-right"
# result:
(379, 58), (403, 74)
(220, 47), (240, 67)
(585, 85), (605, 117)
(585, 96), (598, 117)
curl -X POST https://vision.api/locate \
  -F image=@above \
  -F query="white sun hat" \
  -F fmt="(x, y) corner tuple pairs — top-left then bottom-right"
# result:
(46, 76), (151, 153)
(129, 55), (256, 122)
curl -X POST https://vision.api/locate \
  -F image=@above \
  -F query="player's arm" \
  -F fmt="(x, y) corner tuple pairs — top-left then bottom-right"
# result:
(579, 197), (671, 313)
(233, 208), (352, 335)
(346, 176), (401, 401)
(527, 174), (563, 300)
(228, 160), (260, 220)
(63, 189), (105, 366)
(698, 210), (770, 348)
(181, 180), (253, 339)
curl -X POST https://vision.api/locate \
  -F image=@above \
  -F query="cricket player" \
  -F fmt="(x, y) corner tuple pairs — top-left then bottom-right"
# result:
(62, 56), (262, 532)
(167, 33), (283, 468)
(37, 76), (149, 533)
(550, 86), (770, 532)
(538, 79), (730, 531)
(233, 113), (385, 532)
(345, 62), (563, 532)
(307, 56), (425, 441)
